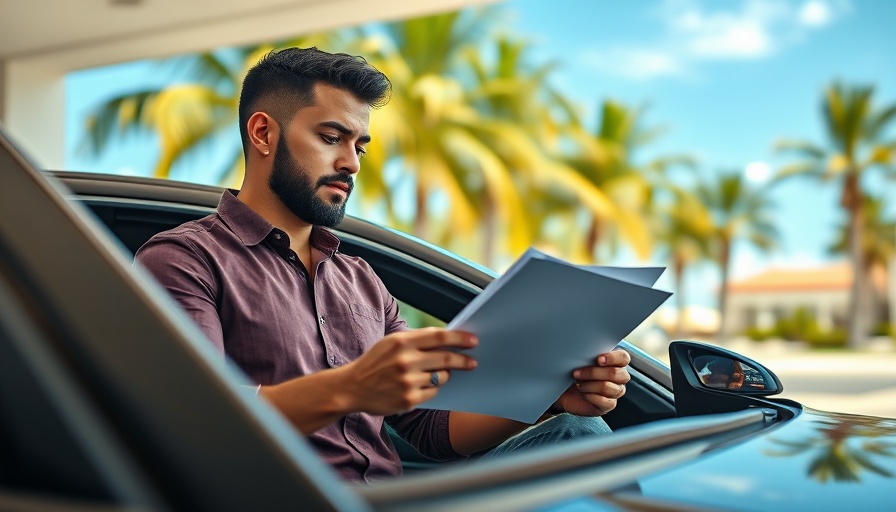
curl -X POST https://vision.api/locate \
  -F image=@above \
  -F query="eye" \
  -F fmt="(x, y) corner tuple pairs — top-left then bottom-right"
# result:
(321, 134), (339, 145)
(355, 146), (367, 157)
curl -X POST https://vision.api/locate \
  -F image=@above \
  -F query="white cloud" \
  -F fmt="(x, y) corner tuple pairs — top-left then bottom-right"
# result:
(667, 0), (788, 60)
(580, 0), (852, 81)
(581, 47), (683, 80)
(799, 1), (833, 27)
(687, 21), (773, 58)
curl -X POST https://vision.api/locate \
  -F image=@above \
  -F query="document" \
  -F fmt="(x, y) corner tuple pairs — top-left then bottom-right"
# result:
(422, 248), (671, 423)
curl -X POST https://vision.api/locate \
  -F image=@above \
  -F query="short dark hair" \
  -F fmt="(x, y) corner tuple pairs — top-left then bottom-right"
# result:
(238, 47), (391, 154)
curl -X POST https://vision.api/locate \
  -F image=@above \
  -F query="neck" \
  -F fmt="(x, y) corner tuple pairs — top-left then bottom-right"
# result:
(237, 182), (313, 255)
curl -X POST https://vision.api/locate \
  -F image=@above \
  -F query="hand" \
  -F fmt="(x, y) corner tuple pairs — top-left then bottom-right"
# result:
(340, 327), (478, 416)
(552, 349), (631, 417)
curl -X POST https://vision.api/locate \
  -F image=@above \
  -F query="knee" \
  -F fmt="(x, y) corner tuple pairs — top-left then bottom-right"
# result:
(545, 413), (612, 440)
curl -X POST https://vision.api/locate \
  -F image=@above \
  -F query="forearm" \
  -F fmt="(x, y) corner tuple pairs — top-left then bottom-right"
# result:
(258, 366), (355, 435)
(447, 411), (532, 456)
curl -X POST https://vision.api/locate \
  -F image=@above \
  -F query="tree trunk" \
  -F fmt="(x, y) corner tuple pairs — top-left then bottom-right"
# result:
(717, 238), (732, 343)
(586, 217), (602, 262)
(673, 258), (686, 340)
(414, 182), (427, 239)
(843, 173), (866, 348)
(482, 193), (496, 268)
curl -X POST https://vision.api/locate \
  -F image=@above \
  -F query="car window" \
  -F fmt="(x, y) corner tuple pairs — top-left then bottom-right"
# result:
(398, 300), (446, 329)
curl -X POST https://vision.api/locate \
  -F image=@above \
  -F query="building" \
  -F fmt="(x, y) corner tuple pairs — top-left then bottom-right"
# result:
(725, 262), (890, 338)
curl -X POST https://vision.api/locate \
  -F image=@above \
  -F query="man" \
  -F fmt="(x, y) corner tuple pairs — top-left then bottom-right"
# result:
(695, 356), (745, 390)
(136, 47), (630, 482)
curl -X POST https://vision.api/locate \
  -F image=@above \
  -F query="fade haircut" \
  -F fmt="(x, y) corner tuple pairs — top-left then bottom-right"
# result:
(238, 46), (391, 155)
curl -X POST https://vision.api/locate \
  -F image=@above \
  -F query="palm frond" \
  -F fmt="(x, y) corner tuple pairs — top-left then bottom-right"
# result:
(80, 89), (162, 157)
(773, 138), (826, 159)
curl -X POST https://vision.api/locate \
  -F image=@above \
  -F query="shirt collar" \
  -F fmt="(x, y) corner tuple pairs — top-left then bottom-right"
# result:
(217, 189), (272, 246)
(216, 189), (342, 255)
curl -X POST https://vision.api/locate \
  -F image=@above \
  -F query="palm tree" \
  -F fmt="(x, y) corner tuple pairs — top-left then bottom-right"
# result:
(775, 82), (896, 347)
(654, 189), (714, 338)
(356, 10), (517, 260)
(694, 170), (778, 342)
(82, 34), (340, 187)
(463, 36), (619, 266)
(83, 50), (245, 184)
(361, 12), (614, 267)
(828, 194), (896, 328)
(563, 100), (696, 263)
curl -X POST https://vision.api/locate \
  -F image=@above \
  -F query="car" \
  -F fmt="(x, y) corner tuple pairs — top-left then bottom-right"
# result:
(2, 127), (895, 511)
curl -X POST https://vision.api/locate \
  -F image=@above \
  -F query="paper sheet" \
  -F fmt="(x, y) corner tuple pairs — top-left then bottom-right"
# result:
(422, 248), (671, 423)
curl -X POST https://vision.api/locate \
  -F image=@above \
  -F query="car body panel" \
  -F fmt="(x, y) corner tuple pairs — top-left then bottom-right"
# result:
(628, 408), (896, 511)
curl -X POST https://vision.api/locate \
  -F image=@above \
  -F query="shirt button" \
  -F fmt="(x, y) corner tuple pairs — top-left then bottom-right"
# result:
(319, 316), (326, 325)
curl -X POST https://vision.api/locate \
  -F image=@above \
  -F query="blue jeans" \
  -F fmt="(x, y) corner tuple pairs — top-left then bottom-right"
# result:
(476, 413), (612, 460)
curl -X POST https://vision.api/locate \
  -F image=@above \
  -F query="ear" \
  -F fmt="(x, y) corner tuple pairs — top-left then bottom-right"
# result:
(246, 112), (276, 157)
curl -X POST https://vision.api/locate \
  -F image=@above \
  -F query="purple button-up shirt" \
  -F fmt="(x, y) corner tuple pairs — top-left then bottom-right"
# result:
(135, 190), (458, 481)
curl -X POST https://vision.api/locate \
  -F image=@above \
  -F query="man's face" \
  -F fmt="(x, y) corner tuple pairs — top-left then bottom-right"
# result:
(268, 83), (371, 227)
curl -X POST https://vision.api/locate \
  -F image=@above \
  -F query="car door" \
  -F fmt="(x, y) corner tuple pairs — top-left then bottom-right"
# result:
(1, 128), (367, 511)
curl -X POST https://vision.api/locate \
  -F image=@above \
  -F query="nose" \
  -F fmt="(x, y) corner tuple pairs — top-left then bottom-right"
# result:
(336, 146), (361, 176)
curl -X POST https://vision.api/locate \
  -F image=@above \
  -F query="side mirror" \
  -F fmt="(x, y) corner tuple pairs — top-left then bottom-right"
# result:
(669, 340), (783, 417)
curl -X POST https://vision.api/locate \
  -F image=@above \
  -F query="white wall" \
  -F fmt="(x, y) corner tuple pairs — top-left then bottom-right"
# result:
(726, 289), (849, 336)
(2, 59), (66, 169)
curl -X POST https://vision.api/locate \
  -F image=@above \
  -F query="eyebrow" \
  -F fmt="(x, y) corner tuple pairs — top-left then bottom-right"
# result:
(318, 121), (371, 144)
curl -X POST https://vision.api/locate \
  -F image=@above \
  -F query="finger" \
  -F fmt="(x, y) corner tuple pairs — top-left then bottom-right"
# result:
(573, 366), (630, 384)
(418, 370), (450, 388)
(576, 381), (626, 398)
(419, 349), (477, 372)
(409, 386), (440, 407)
(597, 349), (631, 368)
(406, 327), (479, 351)
(427, 370), (451, 388)
(581, 394), (617, 415)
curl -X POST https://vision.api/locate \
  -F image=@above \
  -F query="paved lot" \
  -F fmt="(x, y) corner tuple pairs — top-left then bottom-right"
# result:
(756, 350), (896, 418)
(644, 339), (896, 419)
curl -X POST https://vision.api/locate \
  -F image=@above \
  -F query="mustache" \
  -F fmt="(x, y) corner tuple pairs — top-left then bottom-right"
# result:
(316, 174), (354, 193)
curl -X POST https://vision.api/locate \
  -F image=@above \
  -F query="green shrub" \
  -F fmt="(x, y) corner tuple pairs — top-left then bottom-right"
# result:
(773, 306), (817, 342)
(741, 307), (847, 348)
(804, 327), (847, 348)
(871, 322), (893, 337)
(743, 326), (775, 341)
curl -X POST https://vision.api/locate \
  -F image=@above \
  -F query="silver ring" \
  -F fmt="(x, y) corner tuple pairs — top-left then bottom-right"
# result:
(430, 371), (440, 387)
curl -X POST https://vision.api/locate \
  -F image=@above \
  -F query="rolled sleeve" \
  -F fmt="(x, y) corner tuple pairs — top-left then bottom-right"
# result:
(387, 409), (463, 462)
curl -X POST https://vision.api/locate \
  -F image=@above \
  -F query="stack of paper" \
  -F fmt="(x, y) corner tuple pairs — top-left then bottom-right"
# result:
(423, 248), (672, 423)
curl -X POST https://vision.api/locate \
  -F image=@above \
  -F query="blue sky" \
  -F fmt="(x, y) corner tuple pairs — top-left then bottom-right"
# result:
(65, 0), (896, 308)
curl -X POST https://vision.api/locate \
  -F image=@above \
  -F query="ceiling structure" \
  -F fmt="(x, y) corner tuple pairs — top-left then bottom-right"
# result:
(0, 0), (495, 167)
(0, 0), (495, 69)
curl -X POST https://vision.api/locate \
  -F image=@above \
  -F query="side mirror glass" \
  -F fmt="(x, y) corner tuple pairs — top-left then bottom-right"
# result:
(690, 353), (774, 392)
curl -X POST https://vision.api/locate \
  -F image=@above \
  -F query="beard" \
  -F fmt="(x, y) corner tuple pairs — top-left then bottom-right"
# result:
(268, 133), (353, 227)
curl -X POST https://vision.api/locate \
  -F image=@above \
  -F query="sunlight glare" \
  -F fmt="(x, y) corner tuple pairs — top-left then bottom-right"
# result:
(744, 161), (771, 183)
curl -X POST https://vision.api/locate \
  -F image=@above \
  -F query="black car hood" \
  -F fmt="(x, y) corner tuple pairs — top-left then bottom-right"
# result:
(631, 407), (896, 510)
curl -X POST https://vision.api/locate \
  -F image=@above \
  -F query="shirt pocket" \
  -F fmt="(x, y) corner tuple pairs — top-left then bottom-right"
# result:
(350, 302), (386, 351)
